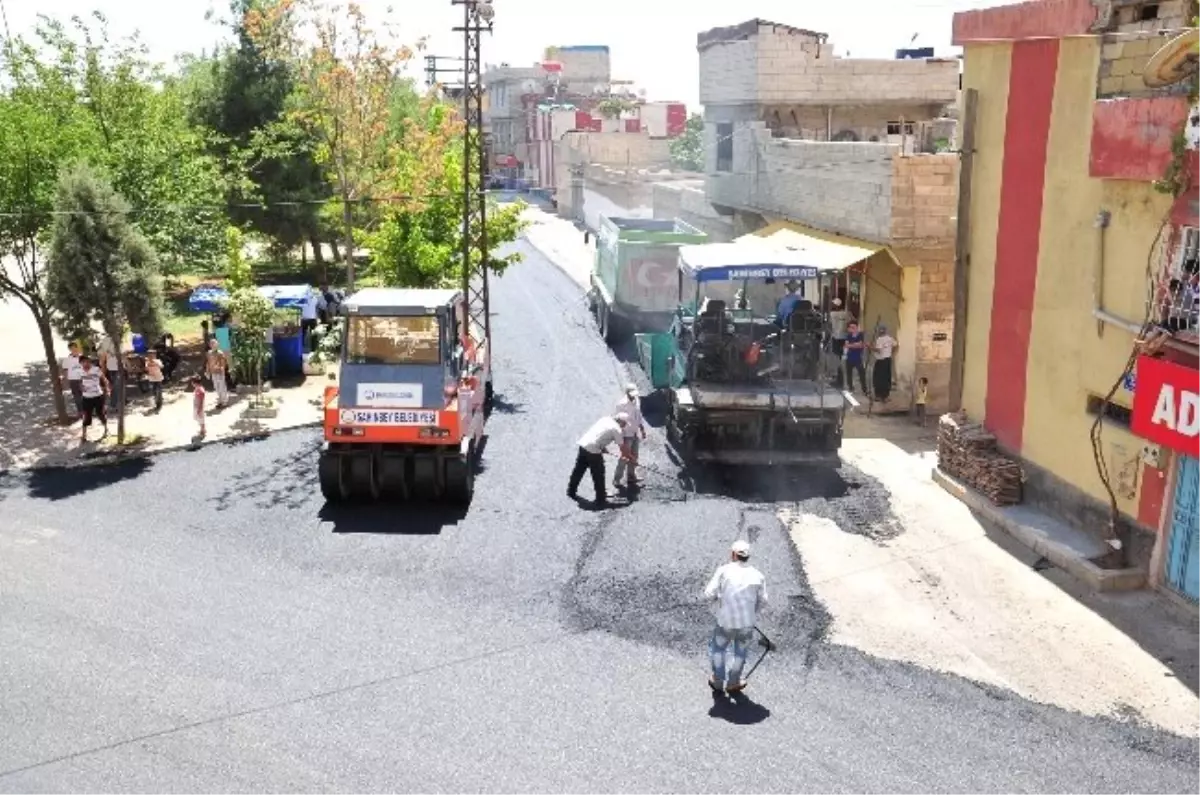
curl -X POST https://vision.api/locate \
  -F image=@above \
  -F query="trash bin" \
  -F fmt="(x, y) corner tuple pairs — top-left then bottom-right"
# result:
(130, 333), (147, 354)
(272, 331), (304, 377)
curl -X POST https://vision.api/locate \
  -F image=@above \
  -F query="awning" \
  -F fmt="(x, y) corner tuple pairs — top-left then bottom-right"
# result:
(187, 284), (312, 313)
(678, 241), (827, 282)
(735, 219), (898, 271)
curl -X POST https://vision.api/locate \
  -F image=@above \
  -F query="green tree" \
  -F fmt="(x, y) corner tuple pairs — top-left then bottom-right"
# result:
(367, 102), (528, 287)
(669, 113), (704, 172)
(246, 0), (449, 287)
(225, 287), (274, 401)
(223, 226), (254, 289)
(33, 13), (229, 274)
(44, 162), (164, 445)
(184, 0), (330, 271)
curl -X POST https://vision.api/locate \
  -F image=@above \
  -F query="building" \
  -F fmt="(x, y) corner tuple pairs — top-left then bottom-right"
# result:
(693, 19), (963, 410)
(483, 46), (614, 182)
(952, 0), (1198, 603)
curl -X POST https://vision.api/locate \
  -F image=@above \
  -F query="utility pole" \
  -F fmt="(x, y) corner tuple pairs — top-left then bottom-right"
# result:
(948, 88), (977, 413)
(452, 0), (494, 356)
(424, 54), (464, 95)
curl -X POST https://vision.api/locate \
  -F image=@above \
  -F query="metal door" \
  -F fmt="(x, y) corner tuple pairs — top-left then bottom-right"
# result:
(1166, 455), (1199, 603)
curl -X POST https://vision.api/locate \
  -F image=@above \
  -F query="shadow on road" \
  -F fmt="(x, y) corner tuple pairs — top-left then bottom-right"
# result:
(489, 392), (525, 415)
(708, 690), (771, 725)
(24, 456), (154, 500)
(319, 501), (465, 534)
(0, 363), (77, 470)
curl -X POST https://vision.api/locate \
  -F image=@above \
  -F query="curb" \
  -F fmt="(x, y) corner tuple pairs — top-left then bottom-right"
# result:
(932, 467), (1147, 592)
(521, 220), (593, 292)
(5, 421), (324, 474)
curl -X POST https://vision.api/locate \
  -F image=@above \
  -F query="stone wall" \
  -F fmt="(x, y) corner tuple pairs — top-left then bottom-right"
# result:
(1096, 0), (1195, 98)
(704, 121), (898, 242)
(652, 181), (736, 242)
(697, 21), (959, 106)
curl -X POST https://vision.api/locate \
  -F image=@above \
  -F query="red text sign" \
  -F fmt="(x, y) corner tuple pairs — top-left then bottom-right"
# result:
(1131, 355), (1200, 457)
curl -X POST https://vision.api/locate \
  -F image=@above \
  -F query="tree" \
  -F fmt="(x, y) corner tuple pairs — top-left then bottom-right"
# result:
(225, 287), (273, 402)
(669, 113), (704, 172)
(184, 0), (330, 270)
(366, 100), (528, 288)
(44, 162), (164, 445)
(595, 97), (636, 120)
(223, 226), (254, 289)
(246, 0), (449, 286)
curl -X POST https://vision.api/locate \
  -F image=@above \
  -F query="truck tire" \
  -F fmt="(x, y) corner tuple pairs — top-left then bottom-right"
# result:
(447, 443), (476, 505)
(598, 303), (611, 345)
(318, 452), (349, 502)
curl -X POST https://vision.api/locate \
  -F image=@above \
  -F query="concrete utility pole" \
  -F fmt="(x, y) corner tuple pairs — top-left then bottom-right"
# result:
(948, 88), (978, 412)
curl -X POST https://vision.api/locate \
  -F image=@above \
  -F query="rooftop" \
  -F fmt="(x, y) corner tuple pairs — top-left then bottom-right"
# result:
(344, 288), (461, 313)
(697, 19), (827, 51)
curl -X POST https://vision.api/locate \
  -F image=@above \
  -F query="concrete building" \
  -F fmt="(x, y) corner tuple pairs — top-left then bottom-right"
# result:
(483, 46), (614, 180)
(693, 19), (963, 410)
(953, 0), (1198, 602)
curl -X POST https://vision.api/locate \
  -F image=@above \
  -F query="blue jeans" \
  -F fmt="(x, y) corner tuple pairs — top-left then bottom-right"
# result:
(710, 625), (754, 685)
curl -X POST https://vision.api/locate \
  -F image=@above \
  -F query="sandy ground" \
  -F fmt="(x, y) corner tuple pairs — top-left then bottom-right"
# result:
(790, 420), (1199, 737)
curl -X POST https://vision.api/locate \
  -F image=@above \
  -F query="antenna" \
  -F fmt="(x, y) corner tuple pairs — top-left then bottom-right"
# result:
(1142, 29), (1199, 88)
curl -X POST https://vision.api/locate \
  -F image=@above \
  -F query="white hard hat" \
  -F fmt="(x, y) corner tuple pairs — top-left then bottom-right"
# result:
(624, 383), (637, 396)
(731, 539), (751, 559)
(832, 297), (842, 307)
(614, 412), (630, 424)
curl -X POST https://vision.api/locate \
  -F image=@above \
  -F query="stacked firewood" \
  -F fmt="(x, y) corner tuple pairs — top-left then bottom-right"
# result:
(938, 412), (1023, 505)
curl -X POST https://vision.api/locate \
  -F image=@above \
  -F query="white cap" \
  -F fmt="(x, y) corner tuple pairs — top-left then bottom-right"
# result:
(625, 383), (637, 396)
(614, 412), (630, 424)
(832, 298), (842, 307)
(731, 540), (751, 559)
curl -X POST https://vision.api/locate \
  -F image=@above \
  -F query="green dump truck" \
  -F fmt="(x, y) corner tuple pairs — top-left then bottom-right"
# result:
(587, 217), (707, 344)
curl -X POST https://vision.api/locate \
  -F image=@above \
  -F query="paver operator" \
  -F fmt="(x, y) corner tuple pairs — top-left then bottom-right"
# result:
(613, 384), (646, 490)
(704, 539), (769, 695)
(568, 412), (631, 507)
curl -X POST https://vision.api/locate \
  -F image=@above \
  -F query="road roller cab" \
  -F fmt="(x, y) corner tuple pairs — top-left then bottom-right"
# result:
(318, 287), (490, 504)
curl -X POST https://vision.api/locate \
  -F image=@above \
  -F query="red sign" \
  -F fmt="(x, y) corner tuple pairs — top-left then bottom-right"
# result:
(1131, 355), (1200, 457)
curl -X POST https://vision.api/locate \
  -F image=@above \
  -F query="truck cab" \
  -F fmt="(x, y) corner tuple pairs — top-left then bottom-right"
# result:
(319, 288), (489, 504)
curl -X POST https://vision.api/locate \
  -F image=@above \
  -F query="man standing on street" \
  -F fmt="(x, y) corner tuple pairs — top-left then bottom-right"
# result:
(568, 412), (630, 507)
(704, 539), (769, 694)
(613, 384), (646, 490)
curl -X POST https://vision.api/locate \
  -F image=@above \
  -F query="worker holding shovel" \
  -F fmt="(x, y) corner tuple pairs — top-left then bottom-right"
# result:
(704, 540), (769, 695)
(613, 383), (646, 490)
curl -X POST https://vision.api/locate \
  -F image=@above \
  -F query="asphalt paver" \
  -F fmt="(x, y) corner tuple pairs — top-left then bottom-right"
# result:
(0, 241), (1196, 793)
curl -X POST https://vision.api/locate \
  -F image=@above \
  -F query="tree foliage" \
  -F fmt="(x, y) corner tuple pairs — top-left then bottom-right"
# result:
(223, 225), (254, 290)
(245, 0), (448, 285)
(226, 287), (273, 398)
(366, 102), (528, 288)
(44, 162), (164, 443)
(669, 113), (704, 172)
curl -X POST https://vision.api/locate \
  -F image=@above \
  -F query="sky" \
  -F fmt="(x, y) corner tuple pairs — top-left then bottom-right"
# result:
(2, 0), (1012, 109)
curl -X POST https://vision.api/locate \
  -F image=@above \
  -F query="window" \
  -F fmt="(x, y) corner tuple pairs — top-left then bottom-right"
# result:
(886, 121), (916, 136)
(1139, 3), (1159, 21)
(716, 122), (733, 172)
(1086, 394), (1132, 429)
(345, 315), (442, 365)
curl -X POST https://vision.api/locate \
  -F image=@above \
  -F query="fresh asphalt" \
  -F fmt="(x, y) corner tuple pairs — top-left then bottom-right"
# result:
(0, 240), (1196, 793)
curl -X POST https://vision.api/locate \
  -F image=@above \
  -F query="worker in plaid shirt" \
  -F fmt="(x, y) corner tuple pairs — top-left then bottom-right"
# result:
(704, 539), (769, 694)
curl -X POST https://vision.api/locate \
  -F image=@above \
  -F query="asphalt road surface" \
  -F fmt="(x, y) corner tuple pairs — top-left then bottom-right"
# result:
(1, 241), (1196, 793)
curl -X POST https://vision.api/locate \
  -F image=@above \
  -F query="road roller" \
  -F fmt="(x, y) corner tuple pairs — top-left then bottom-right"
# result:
(318, 287), (492, 504)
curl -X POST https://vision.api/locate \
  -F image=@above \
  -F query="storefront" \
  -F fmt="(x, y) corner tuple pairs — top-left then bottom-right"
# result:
(1132, 354), (1199, 604)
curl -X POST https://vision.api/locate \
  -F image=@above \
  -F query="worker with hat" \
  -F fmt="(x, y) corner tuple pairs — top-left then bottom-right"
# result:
(704, 538), (769, 694)
(568, 411), (631, 507)
(613, 383), (647, 490)
(776, 280), (805, 327)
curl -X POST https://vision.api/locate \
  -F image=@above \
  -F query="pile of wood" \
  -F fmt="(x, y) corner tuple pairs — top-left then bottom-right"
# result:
(937, 411), (1023, 505)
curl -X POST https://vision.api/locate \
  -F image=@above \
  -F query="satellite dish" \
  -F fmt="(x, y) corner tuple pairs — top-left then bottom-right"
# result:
(593, 84), (609, 95)
(637, 88), (647, 98)
(1143, 29), (1199, 88)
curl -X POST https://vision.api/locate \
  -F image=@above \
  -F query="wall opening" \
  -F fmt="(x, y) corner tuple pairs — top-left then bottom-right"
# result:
(716, 122), (733, 172)
(1085, 394), (1133, 429)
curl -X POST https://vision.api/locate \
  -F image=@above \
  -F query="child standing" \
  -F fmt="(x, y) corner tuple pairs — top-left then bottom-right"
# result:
(191, 376), (207, 439)
(914, 376), (929, 426)
(145, 350), (164, 412)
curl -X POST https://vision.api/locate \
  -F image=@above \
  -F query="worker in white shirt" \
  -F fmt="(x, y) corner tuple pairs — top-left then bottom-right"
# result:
(613, 383), (646, 489)
(60, 341), (85, 415)
(568, 412), (631, 507)
(300, 287), (320, 352)
(704, 539), (769, 694)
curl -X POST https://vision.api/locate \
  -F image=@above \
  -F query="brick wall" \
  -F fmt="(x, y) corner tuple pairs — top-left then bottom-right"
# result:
(697, 23), (959, 106)
(652, 181), (736, 242)
(1097, 36), (1195, 99)
(704, 121), (898, 242)
(890, 154), (959, 246)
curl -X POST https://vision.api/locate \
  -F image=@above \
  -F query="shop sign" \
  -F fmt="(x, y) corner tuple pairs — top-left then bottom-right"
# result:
(1131, 355), (1200, 457)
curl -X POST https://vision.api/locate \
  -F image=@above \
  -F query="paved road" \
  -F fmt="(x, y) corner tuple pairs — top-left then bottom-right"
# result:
(1, 241), (1196, 793)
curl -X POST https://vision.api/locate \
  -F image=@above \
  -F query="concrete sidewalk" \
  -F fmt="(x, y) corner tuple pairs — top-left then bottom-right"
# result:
(0, 374), (328, 471)
(520, 205), (593, 291)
